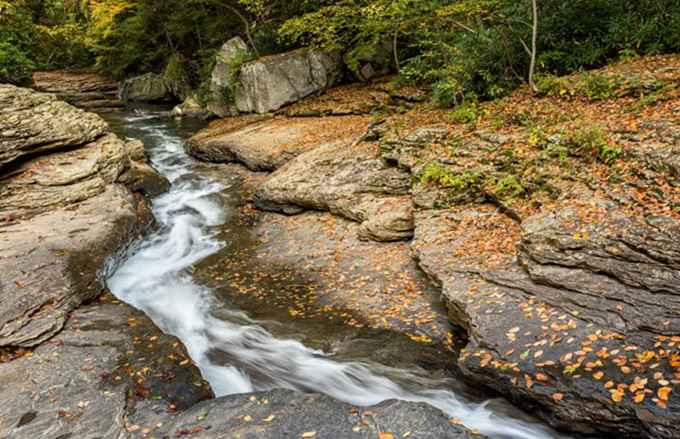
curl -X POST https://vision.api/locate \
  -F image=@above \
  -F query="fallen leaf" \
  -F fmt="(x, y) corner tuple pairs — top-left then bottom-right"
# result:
(658, 387), (672, 401)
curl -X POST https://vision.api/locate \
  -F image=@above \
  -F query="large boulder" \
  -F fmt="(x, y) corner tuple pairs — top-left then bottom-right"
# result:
(254, 141), (414, 242)
(120, 72), (172, 103)
(0, 85), (167, 348)
(207, 37), (251, 117)
(235, 49), (343, 114)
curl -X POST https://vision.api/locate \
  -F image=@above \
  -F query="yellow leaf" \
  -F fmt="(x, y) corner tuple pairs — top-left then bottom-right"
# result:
(263, 415), (275, 422)
(658, 387), (672, 401)
(611, 389), (624, 402)
(302, 433), (317, 438)
(593, 371), (604, 380)
(379, 433), (395, 439)
(634, 392), (645, 404)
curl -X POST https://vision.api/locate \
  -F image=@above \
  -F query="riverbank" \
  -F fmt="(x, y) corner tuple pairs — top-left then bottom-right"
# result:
(185, 54), (680, 437)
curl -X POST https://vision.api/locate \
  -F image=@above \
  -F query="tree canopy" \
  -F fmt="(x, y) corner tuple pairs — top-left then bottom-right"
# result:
(1, 0), (679, 101)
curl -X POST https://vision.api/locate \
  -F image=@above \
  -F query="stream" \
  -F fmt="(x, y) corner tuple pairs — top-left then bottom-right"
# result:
(104, 110), (564, 439)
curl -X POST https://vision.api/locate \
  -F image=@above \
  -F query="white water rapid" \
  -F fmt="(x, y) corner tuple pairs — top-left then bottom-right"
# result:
(107, 112), (561, 439)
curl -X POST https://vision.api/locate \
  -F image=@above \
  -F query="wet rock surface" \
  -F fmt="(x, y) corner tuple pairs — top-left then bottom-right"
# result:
(0, 85), (166, 348)
(192, 161), (454, 348)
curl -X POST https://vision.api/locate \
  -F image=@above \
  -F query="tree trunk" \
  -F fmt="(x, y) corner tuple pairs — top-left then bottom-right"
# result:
(222, 3), (260, 57)
(529, 0), (539, 93)
(393, 26), (400, 72)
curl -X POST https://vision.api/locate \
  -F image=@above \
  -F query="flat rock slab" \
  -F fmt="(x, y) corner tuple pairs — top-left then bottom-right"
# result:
(255, 141), (414, 241)
(146, 389), (485, 439)
(187, 115), (369, 171)
(0, 299), (212, 439)
(198, 198), (453, 347)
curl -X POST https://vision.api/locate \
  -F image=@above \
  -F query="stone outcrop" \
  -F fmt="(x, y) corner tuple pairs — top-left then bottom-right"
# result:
(207, 37), (251, 117)
(0, 84), (168, 348)
(120, 72), (173, 103)
(146, 389), (483, 439)
(187, 115), (369, 171)
(171, 93), (210, 119)
(410, 195), (680, 437)
(0, 300), (213, 439)
(0, 85), (109, 170)
(254, 141), (415, 242)
(235, 49), (343, 114)
(32, 71), (123, 111)
(0, 83), (485, 439)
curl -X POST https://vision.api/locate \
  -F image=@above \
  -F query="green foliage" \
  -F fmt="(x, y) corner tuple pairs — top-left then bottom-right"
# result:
(5, 0), (680, 101)
(449, 102), (478, 124)
(419, 163), (482, 191)
(0, 0), (36, 84)
(493, 174), (525, 198)
(0, 41), (34, 84)
(535, 74), (569, 97)
(431, 79), (461, 108)
(576, 73), (621, 101)
(562, 125), (622, 164)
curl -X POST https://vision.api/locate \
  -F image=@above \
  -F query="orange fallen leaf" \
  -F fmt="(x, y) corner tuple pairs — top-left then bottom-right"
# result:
(658, 387), (672, 401)
(552, 393), (564, 401)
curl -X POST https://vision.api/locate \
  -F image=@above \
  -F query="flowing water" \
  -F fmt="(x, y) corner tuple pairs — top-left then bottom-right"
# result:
(105, 110), (564, 439)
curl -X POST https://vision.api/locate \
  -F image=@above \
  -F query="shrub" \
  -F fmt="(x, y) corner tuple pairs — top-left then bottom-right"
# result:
(432, 79), (462, 108)
(449, 102), (478, 124)
(494, 175), (525, 198)
(535, 74), (569, 97)
(0, 41), (34, 85)
(419, 163), (482, 190)
(576, 73), (621, 101)
(563, 125), (622, 164)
